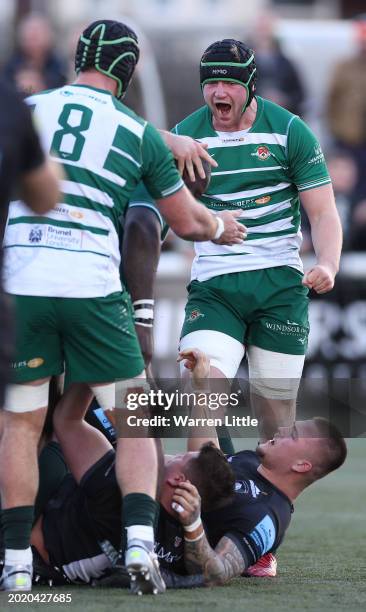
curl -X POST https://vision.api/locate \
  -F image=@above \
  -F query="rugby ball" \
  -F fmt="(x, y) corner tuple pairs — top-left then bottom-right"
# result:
(182, 158), (212, 198)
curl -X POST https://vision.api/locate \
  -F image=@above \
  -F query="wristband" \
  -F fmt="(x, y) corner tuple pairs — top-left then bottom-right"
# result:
(183, 516), (202, 533)
(133, 299), (154, 328)
(213, 215), (225, 240)
(184, 530), (205, 543)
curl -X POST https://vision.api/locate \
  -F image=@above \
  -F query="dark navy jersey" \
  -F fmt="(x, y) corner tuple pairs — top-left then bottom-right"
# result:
(41, 449), (293, 581)
(202, 450), (293, 566)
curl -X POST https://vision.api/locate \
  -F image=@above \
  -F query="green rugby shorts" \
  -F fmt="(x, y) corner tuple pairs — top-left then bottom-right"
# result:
(10, 291), (144, 383)
(181, 266), (309, 355)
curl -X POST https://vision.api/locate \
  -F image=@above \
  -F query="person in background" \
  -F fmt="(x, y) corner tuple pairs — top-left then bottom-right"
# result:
(301, 150), (359, 254)
(3, 13), (67, 96)
(326, 14), (366, 200)
(249, 10), (306, 116)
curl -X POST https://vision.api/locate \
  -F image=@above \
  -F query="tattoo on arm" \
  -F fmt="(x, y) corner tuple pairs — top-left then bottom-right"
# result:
(184, 535), (246, 586)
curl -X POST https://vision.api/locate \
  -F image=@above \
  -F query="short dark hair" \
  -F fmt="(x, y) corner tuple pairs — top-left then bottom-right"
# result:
(311, 417), (347, 481)
(185, 442), (235, 511)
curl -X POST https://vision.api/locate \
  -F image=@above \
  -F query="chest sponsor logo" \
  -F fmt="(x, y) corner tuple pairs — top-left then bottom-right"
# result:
(187, 308), (205, 323)
(46, 226), (82, 250)
(28, 224), (82, 250)
(69, 210), (84, 220)
(55, 206), (84, 220)
(251, 145), (271, 161)
(255, 195), (271, 205)
(220, 137), (246, 143)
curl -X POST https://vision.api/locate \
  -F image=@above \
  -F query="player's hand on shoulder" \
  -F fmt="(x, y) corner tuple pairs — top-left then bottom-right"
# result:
(171, 480), (201, 527)
(213, 210), (247, 245)
(302, 264), (336, 294)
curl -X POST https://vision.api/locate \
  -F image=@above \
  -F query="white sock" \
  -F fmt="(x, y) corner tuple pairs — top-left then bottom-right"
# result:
(5, 547), (32, 566)
(127, 525), (154, 547)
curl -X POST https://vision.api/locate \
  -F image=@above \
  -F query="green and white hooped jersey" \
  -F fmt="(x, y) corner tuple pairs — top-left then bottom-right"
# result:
(3, 84), (183, 298)
(173, 96), (331, 281)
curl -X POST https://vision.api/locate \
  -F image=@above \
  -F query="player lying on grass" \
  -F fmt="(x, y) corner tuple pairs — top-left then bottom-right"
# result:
(1, 350), (347, 590)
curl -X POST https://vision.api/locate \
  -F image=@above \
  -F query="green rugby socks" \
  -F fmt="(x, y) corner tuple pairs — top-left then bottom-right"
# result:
(2, 506), (34, 566)
(123, 493), (158, 552)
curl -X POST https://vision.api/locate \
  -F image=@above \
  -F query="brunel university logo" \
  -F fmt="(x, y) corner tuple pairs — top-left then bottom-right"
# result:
(187, 308), (205, 323)
(29, 226), (43, 243)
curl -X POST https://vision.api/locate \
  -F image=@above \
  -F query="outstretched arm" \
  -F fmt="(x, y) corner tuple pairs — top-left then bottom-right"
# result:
(177, 348), (219, 451)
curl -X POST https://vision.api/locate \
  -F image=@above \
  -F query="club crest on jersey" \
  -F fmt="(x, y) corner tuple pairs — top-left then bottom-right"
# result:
(174, 536), (182, 548)
(187, 309), (205, 323)
(252, 145), (271, 161)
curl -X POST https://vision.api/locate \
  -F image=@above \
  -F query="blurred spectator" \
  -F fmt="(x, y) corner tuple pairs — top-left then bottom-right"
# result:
(249, 11), (306, 116)
(326, 15), (366, 201)
(349, 199), (366, 251)
(3, 13), (67, 96)
(301, 150), (359, 254)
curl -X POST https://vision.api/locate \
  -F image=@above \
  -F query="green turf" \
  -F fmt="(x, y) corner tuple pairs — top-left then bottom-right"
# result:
(1, 440), (365, 612)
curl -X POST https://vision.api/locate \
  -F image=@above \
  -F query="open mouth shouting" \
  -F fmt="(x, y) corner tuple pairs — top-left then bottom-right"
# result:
(215, 101), (232, 118)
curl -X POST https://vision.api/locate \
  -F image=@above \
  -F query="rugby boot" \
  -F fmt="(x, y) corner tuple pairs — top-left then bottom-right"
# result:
(0, 563), (32, 591)
(125, 540), (166, 595)
(244, 553), (277, 577)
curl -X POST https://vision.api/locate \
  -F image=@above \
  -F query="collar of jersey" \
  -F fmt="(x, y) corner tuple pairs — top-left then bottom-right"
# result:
(69, 83), (112, 97)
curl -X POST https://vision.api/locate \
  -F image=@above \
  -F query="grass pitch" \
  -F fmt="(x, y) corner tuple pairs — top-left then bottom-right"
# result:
(1, 439), (365, 612)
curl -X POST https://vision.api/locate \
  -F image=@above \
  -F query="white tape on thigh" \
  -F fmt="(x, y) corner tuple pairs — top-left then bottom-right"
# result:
(4, 381), (49, 412)
(91, 383), (116, 412)
(91, 371), (147, 411)
(247, 346), (305, 399)
(179, 331), (245, 379)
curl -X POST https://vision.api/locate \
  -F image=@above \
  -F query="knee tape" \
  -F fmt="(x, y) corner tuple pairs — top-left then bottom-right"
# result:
(4, 381), (49, 412)
(247, 346), (305, 399)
